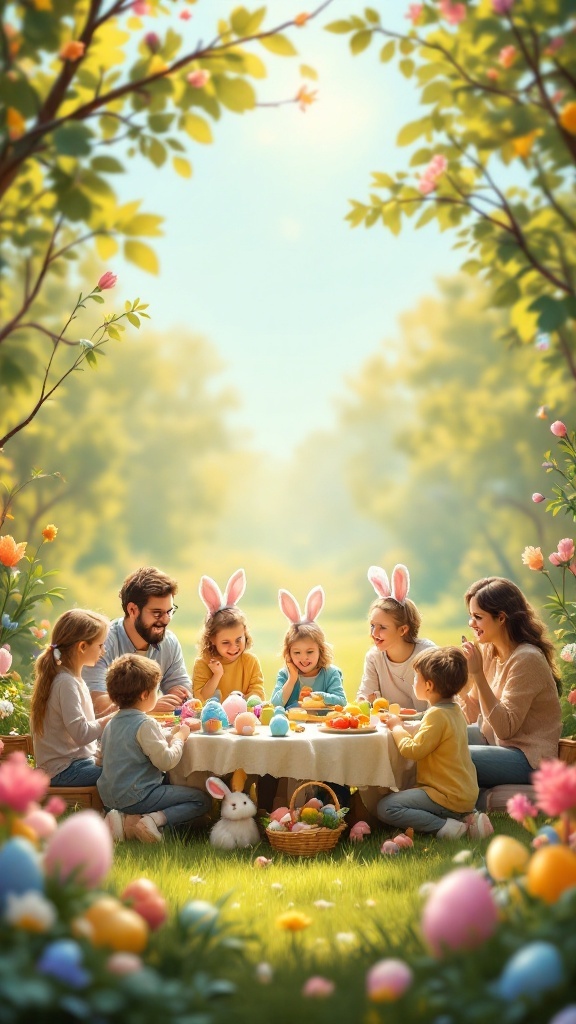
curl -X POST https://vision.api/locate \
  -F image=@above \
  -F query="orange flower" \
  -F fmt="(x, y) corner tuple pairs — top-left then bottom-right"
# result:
(512, 131), (538, 159)
(521, 545), (544, 571)
(294, 12), (310, 26)
(7, 108), (26, 141)
(276, 910), (312, 931)
(0, 536), (27, 567)
(59, 40), (86, 61)
(41, 524), (58, 542)
(559, 101), (576, 136)
(296, 85), (317, 112)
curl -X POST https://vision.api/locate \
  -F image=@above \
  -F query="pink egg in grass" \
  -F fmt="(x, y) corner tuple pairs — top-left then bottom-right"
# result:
(421, 867), (499, 956)
(380, 841), (400, 856)
(23, 808), (58, 839)
(393, 833), (414, 849)
(366, 958), (413, 1002)
(44, 810), (113, 888)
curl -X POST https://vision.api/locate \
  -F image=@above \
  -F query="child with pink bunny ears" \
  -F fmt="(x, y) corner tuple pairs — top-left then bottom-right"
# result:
(270, 587), (346, 709)
(356, 564), (435, 713)
(192, 569), (265, 703)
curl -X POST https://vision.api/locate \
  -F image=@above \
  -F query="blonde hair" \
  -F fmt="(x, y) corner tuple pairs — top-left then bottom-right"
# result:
(282, 621), (332, 670)
(31, 608), (108, 736)
(369, 597), (421, 644)
(199, 606), (253, 660)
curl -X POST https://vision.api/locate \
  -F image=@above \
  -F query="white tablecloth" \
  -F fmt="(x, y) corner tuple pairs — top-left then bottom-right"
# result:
(169, 722), (415, 792)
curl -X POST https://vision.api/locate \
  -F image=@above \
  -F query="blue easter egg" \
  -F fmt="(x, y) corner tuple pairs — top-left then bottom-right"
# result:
(270, 714), (290, 737)
(37, 940), (90, 989)
(497, 941), (564, 1001)
(273, 705), (287, 717)
(535, 825), (561, 845)
(0, 838), (43, 912)
(180, 900), (219, 932)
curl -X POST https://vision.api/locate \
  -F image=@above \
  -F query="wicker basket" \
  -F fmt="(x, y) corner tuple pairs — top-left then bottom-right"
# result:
(265, 782), (347, 857)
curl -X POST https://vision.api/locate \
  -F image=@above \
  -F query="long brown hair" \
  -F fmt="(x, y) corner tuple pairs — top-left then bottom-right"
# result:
(31, 608), (108, 736)
(282, 621), (333, 670)
(199, 606), (253, 660)
(465, 577), (561, 692)
(369, 597), (421, 644)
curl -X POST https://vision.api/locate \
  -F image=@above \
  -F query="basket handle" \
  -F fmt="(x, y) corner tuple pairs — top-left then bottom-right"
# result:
(289, 781), (341, 813)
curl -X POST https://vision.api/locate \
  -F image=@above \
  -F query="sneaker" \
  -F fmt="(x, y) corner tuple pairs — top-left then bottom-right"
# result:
(466, 811), (494, 840)
(134, 814), (164, 843)
(437, 817), (468, 840)
(105, 809), (125, 842)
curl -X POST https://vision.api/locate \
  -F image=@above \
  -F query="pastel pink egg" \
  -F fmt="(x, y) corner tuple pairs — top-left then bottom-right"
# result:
(421, 867), (499, 956)
(380, 841), (400, 856)
(106, 952), (143, 975)
(23, 808), (58, 839)
(270, 807), (290, 822)
(393, 833), (413, 848)
(44, 810), (113, 888)
(366, 958), (413, 1001)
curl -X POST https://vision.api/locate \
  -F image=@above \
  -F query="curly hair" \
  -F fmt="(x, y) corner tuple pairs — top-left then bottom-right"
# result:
(465, 576), (561, 691)
(282, 621), (333, 670)
(198, 606), (253, 660)
(368, 596), (421, 644)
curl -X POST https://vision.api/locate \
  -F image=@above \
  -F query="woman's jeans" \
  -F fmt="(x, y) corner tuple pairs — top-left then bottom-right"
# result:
(377, 788), (470, 835)
(120, 784), (211, 830)
(51, 758), (101, 787)
(467, 725), (533, 787)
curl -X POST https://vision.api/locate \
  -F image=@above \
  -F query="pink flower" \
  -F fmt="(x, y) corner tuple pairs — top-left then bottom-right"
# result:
(131, 0), (150, 12)
(44, 796), (67, 816)
(549, 553), (563, 566)
(0, 752), (50, 813)
(569, 563), (576, 577)
(302, 976), (335, 998)
(532, 759), (576, 816)
(417, 176), (436, 195)
(492, 0), (514, 12)
(551, 420), (567, 437)
(97, 271), (117, 290)
(0, 646), (12, 675)
(179, 9), (192, 19)
(486, 68), (499, 80)
(545, 37), (564, 55)
(506, 793), (537, 822)
(144, 31), (160, 53)
(439, 0), (466, 25)
(499, 45), (517, 68)
(561, 644), (576, 663)
(532, 493), (546, 503)
(567, 689), (576, 706)
(405, 4), (423, 25)
(557, 538), (575, 562)
(186, 69), (210, 88)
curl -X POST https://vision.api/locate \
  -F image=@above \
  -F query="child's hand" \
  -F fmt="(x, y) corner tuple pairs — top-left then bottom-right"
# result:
(383, 713), (402, 730)
(176, 722), (190, 741)
(285, 658), (298, 685)
(208, 658), (224, 681)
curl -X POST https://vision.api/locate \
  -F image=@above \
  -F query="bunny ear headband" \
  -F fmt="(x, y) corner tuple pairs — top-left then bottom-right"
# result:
(199, 568), (246, 615)
(278, 585), (325, 624)
(367, 564), (410, 605)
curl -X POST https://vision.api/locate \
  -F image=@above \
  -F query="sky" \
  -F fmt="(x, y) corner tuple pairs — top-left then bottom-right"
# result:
(116, 1), (464, 456)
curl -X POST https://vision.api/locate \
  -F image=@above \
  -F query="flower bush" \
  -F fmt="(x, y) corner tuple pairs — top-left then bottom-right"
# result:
(0, 646), (32, 737)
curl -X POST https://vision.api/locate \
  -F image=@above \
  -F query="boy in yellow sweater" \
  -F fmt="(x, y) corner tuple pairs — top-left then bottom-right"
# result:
(378, 646), (492, 839)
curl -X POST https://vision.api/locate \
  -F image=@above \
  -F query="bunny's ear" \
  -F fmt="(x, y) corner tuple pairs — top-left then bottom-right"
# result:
(367, 566), (391, 599)
(249, 781), (257, 805)
(304, 586), (325, 622)
(230, 767), (247, 793)
(199, 576), (223, 615)
(223, 568), (246, 607)
(206, 776), (231, 801)
(391, 564), (410, 604)
(279, 589), (302, 624)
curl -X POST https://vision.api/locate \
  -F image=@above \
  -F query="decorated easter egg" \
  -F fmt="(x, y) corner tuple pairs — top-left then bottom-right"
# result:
(222, 691), (248, 725)
(421, 867), (498, 956)
(485, 835), (530, 881)
(37, 939), (90, 989)
(0, 646), (12, 675)
(270, 714), (290, 737)
(259, 703), (275, 725)
(496, 941), (564, 1001)
(273, 705), (288, 717)
(527, 844), (576, 903)
(380, 841), (400, 856)
(246, 695), (261, 710)
(0, 837), (43, 912)
(235, 711), (258, 735)
(393, 833), (413, 849)
(23, 808), (58, 840)
(270, 806), (290, 822)
(366, 958), (413, 1002)
(44, 810), (113, 887)
(180, 698), (203, 722)
(532, 824), (562, 848)
(179, 900), (219, 932)
(106, 952), (144, 976)
(122, 879), (168, 931)
(84, 897), (149, 953)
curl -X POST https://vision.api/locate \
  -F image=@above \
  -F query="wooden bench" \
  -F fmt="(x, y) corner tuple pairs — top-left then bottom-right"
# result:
(46, 786), (104, 813)
(0, 734), (34, 758)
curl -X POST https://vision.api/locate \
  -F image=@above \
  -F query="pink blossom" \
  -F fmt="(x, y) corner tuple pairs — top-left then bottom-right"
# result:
(131, 0), (150, 13)
(144, 31), (160, 53)
(492, 0), (514, 12)
(179, 9), (192, 19)
(545, 37), (564, 54)
(551, 420), (567, 437)
(0, 752), (50, 813)
(186, 69), (210, 88)
(498, 45), (517, 68)
(569, 563), (576, 577)
(302, 976), (335, 998)
(45, 796), (67, 816)
(557, 538), (575, 562)
(439, 0), (466, 25)
(97, 271), (117, 290)
(567, 689), (576, 706)
(506, 793), (537, 822)
(532, 759), (576, 816)
(417, 176), (436, 195)
(0, 646), (12, 675)
(532, 493), (546, 503)
(486, 68), (499, 80)
(549, 553), (563, 566)
(405, 4), (423, 25)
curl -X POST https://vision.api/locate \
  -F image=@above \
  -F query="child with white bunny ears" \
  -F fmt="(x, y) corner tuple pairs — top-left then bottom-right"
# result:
(355, 564), (436, 713)
(192, 569), (265, 703)
(270, 586), (346, 709)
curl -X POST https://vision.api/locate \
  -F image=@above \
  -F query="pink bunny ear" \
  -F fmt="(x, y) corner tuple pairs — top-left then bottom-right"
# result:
(304, 586), (324, 622)
(367, 566), (391, 599)
(206, 776), (231, 801)
(391, 564), (410, 604)
(278, 589), (302, 624)
(223, 568), (246, 607)
(199, 575), (223, 615)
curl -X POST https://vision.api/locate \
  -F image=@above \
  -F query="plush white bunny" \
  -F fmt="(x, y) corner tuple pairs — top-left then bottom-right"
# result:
(278, 585), (324, 624)
(206, 775), (260, 850)
(199, 569), (246, 614)
(367, 564), (410, 604)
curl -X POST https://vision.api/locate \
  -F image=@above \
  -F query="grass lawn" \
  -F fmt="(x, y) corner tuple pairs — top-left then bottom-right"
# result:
(108, 815), (528, 1024)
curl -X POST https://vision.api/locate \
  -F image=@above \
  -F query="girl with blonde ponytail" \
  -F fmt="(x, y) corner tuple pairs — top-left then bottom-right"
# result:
(32, 609), (114, 786)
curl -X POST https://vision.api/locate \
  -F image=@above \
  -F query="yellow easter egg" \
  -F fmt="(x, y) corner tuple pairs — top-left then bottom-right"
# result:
(559, 101), (576, 135)
(388, 703), (401, 716)
(372, 698), (389, 713)
(10, 819), (39, 845)
(526, 844), (576, 904)
(485, 835), (530, 881)
(344, 703), (362, 716)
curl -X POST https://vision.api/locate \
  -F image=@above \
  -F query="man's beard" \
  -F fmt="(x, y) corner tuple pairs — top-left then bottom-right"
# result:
(134, 614), (166, 647)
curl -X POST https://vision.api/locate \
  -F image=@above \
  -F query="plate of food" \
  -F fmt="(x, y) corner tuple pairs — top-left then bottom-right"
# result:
(319, 723), (377, 734)
(297, 703), (331, 716)
(379, 709), (421, 722)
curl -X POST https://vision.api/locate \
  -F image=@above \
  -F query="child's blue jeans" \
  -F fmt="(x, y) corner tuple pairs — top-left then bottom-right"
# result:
(119, 784), (211, 830)
(377, 788), (470, 834)
(51, 758), (101, 787)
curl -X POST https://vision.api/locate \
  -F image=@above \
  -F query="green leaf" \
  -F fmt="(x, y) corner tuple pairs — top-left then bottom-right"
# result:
(325, 20), (354, 34)
(124, 240), (160, 274)
(85, 350), (98, 368)
(52, 123), (92, 156)
(397, 119), (430, 146)
(365, 7), (380, 23)
(148, 113), (175, 133)
(173, 156), (192, 178)
(492, 279), (520, 308)
(122, 214), (163, 237)
(528, 295), (567, 332)
(147, 137), (167, 168)
(184, 113), (213, 144)
(230, 5), (266, 35)
(259, 33), (297, 56)
(350, 30), (372, 55)
(126, 312), (141, 328)
(91, 156), (124, 173)
(400, 58), (414, 78)
(95, 234), (119, 260)
(380, 41), (395, 62)
(214, 76), (256, 112)
(300, 63), (318, 81)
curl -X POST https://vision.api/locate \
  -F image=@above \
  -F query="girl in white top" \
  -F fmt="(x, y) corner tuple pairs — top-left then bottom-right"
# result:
(31, 609), (115, 785)
(356, 564), (435, 713)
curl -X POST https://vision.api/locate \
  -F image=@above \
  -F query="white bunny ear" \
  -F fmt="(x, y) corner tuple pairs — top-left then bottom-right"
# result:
(199, 576), (223, 615)
(206, 776), (231, 801)
(391, 564), (410, 604)
(279, 589), (302, 624)
(223, 568), (246, 607)
(367, 566), (391, 599)
(304, 586), (324, 622)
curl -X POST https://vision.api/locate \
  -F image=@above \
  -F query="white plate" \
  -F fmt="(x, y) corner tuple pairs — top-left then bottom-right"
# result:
(319, 724), (377, 735)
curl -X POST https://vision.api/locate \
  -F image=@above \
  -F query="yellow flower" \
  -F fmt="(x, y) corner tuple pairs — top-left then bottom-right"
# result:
(0, 535), (27, 567)
(521, 545), (544, 571)
(41, 524), (58, 542)
(512, 131), (538, 159)
(295, 85), (318, 113)
(6, 108), (26, 141)
(32, 0), (52, 8)
(276, 911), (312, 931)
(559, 101), (576, 136)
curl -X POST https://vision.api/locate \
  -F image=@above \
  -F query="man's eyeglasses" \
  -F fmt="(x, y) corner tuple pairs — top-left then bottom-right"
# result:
(149, 604), (178, 621)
